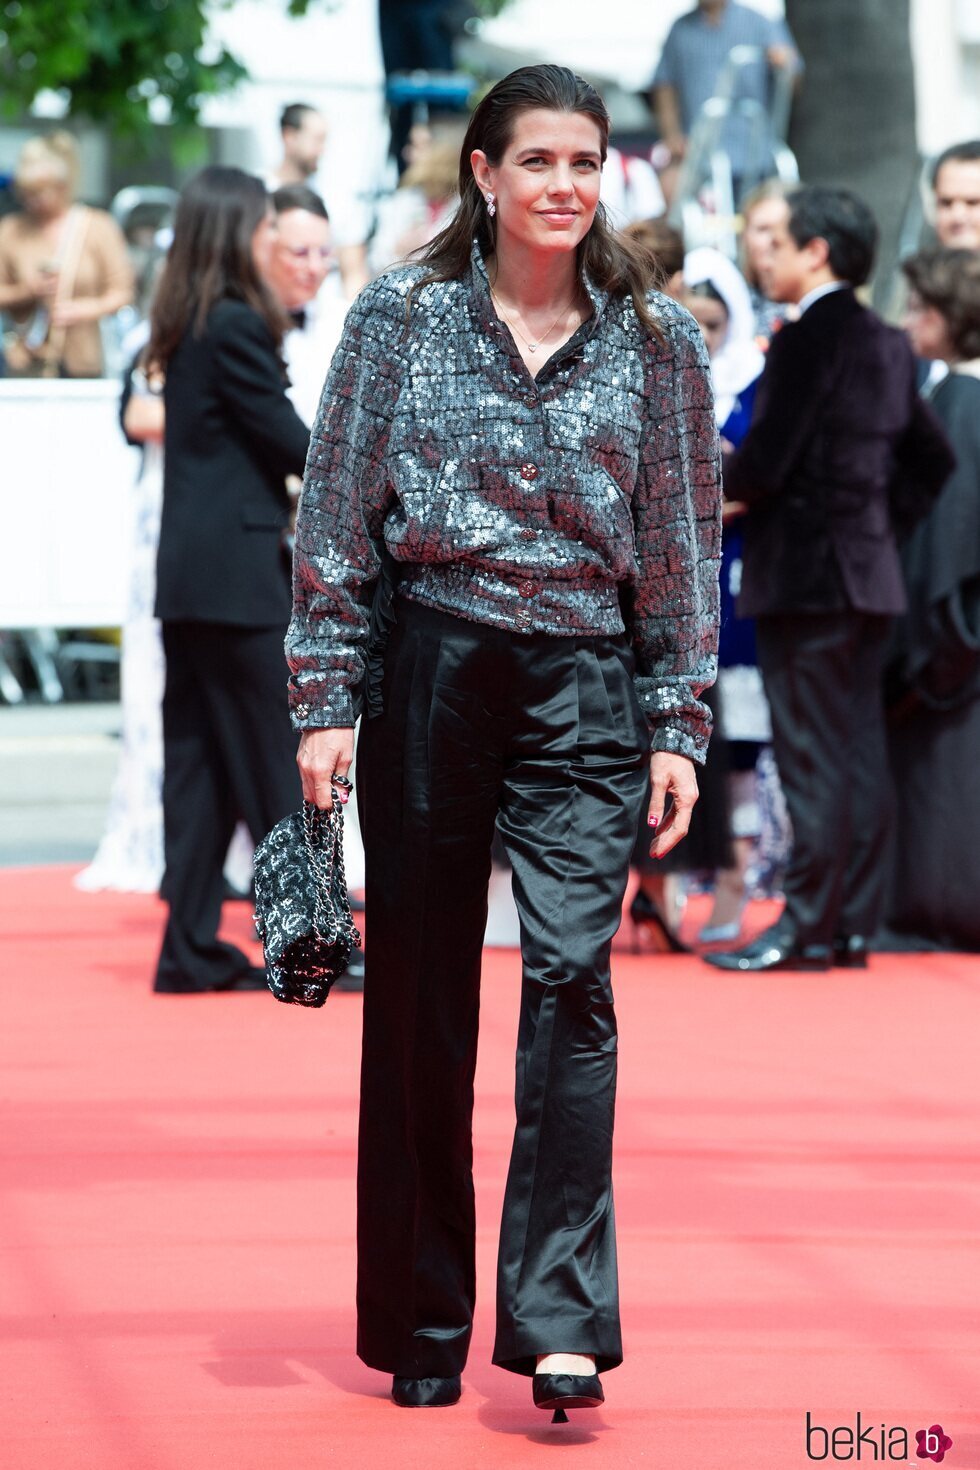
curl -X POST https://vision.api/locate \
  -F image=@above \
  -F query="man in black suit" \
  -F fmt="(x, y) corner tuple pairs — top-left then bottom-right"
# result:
(705, 187), (954, 973)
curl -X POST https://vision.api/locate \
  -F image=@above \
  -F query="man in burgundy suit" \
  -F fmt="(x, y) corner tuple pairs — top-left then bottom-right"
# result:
(705, 187), (954, 972)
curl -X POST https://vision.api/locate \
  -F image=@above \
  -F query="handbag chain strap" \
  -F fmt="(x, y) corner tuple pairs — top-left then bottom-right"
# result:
(302, 800), (351, 943)
(40, 206), (91, 376)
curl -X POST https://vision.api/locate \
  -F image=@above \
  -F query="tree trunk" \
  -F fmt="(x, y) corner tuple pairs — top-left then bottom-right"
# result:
(785, 0), (917, 309)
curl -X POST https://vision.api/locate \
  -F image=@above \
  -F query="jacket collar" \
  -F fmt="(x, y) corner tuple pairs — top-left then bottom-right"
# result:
(797, 280), (851, 317)
(467, 238), (609, 343)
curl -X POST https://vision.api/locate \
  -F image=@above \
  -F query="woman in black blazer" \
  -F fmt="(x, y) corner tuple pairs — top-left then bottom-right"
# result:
(147, 167), (311, 992)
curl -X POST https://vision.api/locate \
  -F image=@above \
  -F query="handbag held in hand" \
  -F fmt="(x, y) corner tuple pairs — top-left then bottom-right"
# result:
(253, 796), (361, 1007)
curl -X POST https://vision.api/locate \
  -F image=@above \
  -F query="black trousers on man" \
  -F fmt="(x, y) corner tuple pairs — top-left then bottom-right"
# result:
(155, 620), (300, 993)
(355, 598), (650, 1377)
(755, 610), (893, 947)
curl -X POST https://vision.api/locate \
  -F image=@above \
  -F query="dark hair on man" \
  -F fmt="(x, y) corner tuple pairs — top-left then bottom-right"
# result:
(272, 184), (329, 221)
(902, 248), (980, 360)
(411, 64), (664, 339)
(280, 102), (319, 133)
(931, 140), (980, 186)
(786, 185), (878, 287)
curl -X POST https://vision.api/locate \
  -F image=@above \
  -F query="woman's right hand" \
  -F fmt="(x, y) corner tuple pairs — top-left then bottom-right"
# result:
(297, 727), (355, 811)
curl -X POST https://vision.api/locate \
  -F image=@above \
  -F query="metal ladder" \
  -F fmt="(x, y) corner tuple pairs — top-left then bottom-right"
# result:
(667, 45), (799, 257)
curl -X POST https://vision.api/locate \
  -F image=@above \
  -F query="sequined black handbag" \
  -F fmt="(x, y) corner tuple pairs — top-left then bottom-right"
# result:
(253, 798), (361, 1007)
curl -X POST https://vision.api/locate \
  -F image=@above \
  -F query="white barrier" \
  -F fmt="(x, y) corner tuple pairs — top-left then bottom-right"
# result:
(0, 379), (140, 629)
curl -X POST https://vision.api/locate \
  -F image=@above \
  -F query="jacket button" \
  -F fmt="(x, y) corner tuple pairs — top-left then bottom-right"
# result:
(520, 463), (538, 481)
(520, 527), (537, 541)
(516, 611), (532, 630)
(523, 395), (537, 408)
(518, 580), (535, 598)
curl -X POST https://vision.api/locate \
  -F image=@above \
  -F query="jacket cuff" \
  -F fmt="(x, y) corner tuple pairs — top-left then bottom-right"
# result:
(288, 681), (360, 731)
(650, 722), (709, 766)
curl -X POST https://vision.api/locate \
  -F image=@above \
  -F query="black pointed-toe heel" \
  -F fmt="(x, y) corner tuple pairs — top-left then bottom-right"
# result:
(532, 1372), (604, 1423)
(391, 1374), (461, 1407)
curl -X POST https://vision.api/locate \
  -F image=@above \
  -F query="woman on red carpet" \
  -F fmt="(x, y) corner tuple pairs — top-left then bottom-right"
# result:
(286, 65), (721, 1418)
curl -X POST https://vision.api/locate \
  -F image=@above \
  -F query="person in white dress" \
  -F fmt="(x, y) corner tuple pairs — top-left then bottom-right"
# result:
(74, 321), (166, 893)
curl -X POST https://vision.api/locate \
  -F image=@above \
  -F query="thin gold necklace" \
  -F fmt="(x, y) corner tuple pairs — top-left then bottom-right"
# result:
(489, 287), (577, 354)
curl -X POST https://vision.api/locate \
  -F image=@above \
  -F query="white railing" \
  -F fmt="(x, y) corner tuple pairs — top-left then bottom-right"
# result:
(0, 377), (137, 629)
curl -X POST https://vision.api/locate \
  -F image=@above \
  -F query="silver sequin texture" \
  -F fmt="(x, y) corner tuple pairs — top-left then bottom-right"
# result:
(287, 242), (721, 761)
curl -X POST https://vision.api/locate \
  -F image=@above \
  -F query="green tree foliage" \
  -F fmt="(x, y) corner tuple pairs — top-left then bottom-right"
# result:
(0, 0), (516, 151)
(0, 0), (247, 143)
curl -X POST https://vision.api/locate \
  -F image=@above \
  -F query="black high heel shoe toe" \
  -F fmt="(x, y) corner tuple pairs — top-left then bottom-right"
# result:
(391, 1374), (461, 1407)
(532, 1372), (604, 1423)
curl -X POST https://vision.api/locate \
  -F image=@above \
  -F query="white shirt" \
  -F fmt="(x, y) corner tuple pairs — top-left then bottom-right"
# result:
(283, 293), (349, 427)
(797, 280), (849, 316)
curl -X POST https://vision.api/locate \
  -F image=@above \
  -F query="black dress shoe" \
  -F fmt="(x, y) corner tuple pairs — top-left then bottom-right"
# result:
(154, 963), (268, 994)
(222, 878), (255, 903)
(220, 966), (269, 991)
(833, 935), (870, 968)
(391, 1375), (461, 1407)
(332, 947), (364, 992)
(532, 1372), (604, 1423)
(703, 923), (832, 972)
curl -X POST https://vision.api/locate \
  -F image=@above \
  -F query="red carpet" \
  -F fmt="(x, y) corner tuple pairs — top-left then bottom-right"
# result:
(2, 867), (980, 1470)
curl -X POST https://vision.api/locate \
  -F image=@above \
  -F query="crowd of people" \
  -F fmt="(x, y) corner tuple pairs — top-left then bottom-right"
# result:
(0, 1), (978, 979)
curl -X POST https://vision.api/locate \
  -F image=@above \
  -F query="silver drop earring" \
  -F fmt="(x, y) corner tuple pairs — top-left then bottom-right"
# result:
(485, 192), (496, 218)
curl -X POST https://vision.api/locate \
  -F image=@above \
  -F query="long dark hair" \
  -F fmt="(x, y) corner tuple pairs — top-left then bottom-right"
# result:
(408, 64), (663, 336)
(147, 166), (285, 371)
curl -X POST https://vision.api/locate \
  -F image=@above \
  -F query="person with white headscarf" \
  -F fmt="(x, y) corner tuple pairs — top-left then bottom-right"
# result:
(683, 246), (764, 434)
(682, 248), (784, 943)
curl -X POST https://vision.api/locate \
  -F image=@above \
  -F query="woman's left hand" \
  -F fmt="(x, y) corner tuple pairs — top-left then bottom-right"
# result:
(647, 752), (699, 859)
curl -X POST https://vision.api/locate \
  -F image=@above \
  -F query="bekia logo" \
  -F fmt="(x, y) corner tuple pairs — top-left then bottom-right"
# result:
(805, 1413), (954, 1462)
(916, 1426), (954, 1464)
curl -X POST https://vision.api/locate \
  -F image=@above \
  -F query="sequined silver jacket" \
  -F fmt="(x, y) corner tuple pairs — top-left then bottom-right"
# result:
(286, 243), (721, 761)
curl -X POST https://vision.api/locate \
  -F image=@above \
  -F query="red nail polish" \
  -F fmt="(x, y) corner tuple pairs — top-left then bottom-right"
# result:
(648, 815), (658, 828)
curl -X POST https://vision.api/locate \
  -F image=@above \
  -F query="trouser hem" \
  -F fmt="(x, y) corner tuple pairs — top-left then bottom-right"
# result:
(356, 1340), (471, 1379)
(492, 1324), (623, 1378)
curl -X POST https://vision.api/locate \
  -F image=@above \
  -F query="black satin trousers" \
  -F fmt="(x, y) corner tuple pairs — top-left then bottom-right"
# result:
(355, 597), (650, 1378)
